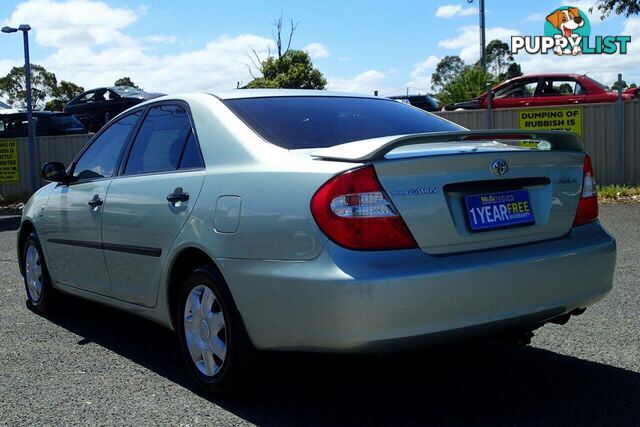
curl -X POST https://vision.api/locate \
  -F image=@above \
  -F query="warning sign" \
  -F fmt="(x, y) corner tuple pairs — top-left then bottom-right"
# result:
(518, 107), (582, 136)
(0, 140), (20, 184)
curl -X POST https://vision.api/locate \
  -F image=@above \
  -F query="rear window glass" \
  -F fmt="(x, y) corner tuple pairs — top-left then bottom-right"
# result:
(50, 115), (83, 128)
(223, 96), (463, 149)
(124, 105), (192, 175)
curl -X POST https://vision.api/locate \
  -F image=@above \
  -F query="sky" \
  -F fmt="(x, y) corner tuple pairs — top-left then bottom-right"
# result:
(1, 0), (639, 98)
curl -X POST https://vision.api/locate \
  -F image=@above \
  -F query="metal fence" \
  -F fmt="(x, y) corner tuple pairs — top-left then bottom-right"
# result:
(436, 101), (640, 186)
(0, 134), (91, 197)
(0, 101), (638, 198)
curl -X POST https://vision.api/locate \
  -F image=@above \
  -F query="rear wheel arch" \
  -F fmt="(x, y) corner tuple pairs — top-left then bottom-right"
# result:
(167, 247), (235, 330)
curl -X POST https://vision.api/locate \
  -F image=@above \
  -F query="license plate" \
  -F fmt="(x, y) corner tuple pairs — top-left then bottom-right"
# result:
(465, 190), (535, 232)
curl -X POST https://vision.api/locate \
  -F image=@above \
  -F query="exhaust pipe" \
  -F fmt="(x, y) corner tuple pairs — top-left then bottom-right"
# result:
(550, 308), (587, 325)
(571, 307), (587, 316)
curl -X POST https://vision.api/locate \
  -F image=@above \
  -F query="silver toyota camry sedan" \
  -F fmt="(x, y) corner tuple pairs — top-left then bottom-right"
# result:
(18, 90), (616, 392)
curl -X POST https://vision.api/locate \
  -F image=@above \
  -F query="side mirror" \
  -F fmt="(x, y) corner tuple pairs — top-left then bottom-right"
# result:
(41, 162), (70, 183)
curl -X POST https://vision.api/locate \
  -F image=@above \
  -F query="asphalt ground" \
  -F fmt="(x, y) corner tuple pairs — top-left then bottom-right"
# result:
(0, 204), (638, 426)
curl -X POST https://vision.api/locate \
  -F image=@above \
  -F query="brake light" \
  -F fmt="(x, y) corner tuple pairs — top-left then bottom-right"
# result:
(573, 154), (598, 226)
(310, 166), (417, 250)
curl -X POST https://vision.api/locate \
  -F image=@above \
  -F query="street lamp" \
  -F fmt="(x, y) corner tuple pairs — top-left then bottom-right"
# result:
(467, 0), (487, 71)
(2, 24), (37, 194)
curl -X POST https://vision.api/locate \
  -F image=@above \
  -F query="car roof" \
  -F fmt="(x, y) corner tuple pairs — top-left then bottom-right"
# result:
(1, 111), (72, 117)
(389, 95), (435, 99)
(211, 89), (381, 101)
(510, 73), (586, 80)
(84, 86), (137, 91)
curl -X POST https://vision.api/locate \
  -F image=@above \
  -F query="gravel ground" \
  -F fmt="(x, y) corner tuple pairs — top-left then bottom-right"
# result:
(0, 204), (638, 426)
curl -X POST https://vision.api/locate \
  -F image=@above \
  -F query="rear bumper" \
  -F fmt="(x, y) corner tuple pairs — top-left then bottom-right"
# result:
(218, 221), (616, 352)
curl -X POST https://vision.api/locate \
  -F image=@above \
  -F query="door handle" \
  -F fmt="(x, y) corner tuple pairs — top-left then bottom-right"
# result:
(167, 191), (189, 204)
(88, 195), (103, 208)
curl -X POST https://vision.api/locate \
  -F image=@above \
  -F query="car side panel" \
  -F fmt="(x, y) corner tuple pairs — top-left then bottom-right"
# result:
(44, 180), (112, 294)
(101, 170), (205, 307)
(18, 184), (56, 270)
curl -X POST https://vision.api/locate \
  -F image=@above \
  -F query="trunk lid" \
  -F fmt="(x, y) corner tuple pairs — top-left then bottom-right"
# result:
(312, 131), (585, 255)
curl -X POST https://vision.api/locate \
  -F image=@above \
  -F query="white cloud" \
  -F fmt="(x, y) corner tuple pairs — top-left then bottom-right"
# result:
(146, 35), (177, 44)
(438, 25), (521, 62)
(3, 0), (138, 48)
(1, 0), (277, 93)
(405, 55), (439, 92)
(327, 70), (388, 94)
(436, 4), (477, 18)
(43, 33), (274, 93)
(304, 42), (329, 59)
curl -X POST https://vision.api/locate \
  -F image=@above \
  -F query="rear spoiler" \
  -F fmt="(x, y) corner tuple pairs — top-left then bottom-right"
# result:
(311, 130), (584, 162)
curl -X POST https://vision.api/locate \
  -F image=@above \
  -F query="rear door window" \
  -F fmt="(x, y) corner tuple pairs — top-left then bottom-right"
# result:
(494, 80), (539, 99)
(124, 104), (201, 175)
(178, 131), (205, 170)
(539, 79), (584, 96)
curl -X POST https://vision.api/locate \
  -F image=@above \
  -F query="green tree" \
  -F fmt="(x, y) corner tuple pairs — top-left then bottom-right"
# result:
(591, 0), (640, 18)
(485, 39), (515, 79)
(431, 56), (465, 92)
(114, 77), (140, 89)
(246, 50), (326, 89)
(0, 64), (57, 109)
(504, 62), (523, 80)
(611, 80), (629, 90)
(438, 66), (494, 107)
(246, 17), (326, 89)
(45, 80), (85, 111)
(630, 83), (638, 88)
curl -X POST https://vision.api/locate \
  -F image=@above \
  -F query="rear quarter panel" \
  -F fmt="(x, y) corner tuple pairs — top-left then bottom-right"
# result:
(168, 95), (355, 261)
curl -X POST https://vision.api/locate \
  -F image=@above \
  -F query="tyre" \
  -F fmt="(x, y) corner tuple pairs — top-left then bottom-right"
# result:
(22, 232), (56, 313)
(177, 265), (254, 393)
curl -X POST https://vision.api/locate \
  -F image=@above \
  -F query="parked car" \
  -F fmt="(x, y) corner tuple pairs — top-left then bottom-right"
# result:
(20, 91), (615, 393)
(389, 94), (440, 111)
(0, 111), (87, 138)
(623, 86), (640, 98)
(446, 74), (634, 110)
(64, 86), (164, 132)
(0, 100), (21, 115)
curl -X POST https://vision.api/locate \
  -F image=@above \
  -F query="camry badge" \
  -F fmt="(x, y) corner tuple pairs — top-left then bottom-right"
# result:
(491, 159), (509, 176)
(390, 187), (438, 197)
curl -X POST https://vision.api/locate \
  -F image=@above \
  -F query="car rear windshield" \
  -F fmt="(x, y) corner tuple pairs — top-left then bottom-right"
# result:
(113, 86), (143, 96)
(223, 96), (462, 149)
(50, 115), (83, 129)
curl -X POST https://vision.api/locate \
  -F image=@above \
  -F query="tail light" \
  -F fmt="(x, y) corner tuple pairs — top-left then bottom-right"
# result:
(573, 154), (598, 226)
(310, 166), (417, 250)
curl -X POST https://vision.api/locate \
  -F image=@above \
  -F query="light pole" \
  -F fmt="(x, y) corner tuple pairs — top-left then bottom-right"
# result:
(2, 24), (37, 194)
(468, 0), (487, 71)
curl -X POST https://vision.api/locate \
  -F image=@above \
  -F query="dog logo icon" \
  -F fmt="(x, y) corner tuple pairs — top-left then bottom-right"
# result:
(545, 7), (589, 55)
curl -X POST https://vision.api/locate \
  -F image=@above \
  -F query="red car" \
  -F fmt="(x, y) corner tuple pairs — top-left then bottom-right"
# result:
(446, 74), (634, 110)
